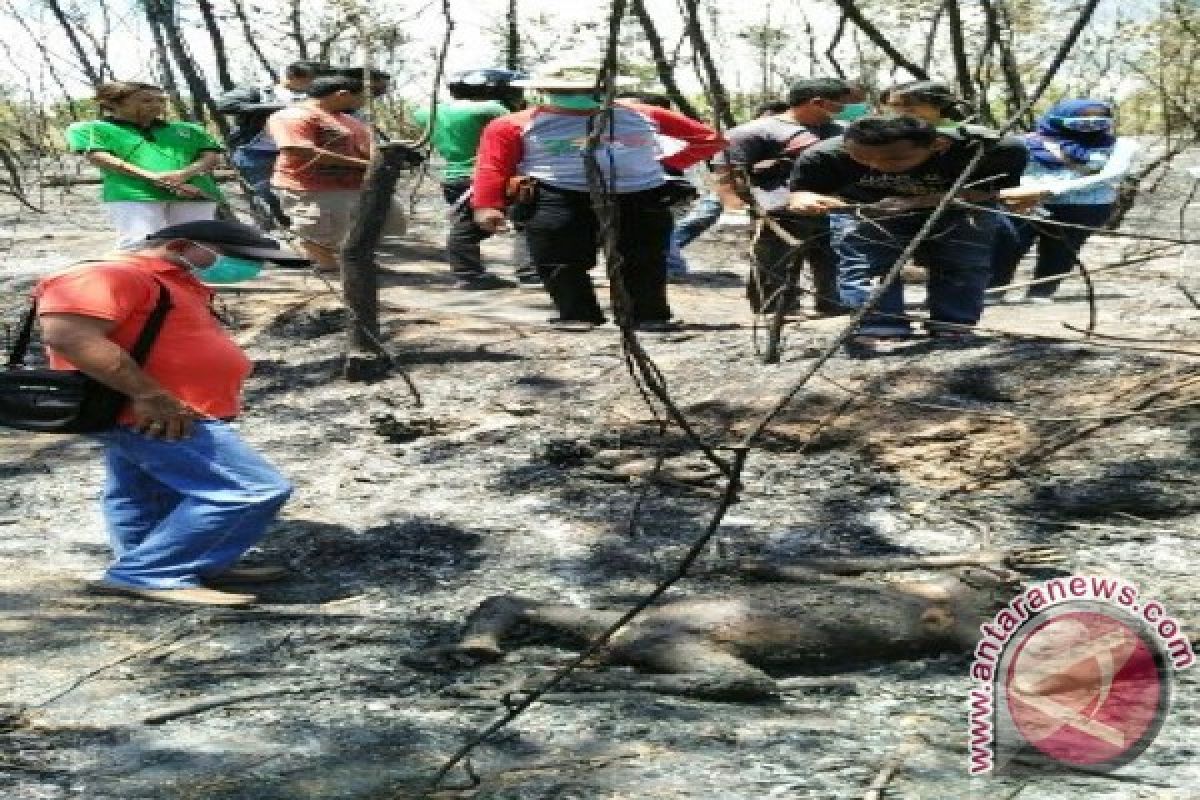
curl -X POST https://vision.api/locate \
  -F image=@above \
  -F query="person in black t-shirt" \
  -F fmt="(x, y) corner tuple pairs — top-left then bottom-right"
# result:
(712, 78), (865, 314)
(788, 115), (1027, 340)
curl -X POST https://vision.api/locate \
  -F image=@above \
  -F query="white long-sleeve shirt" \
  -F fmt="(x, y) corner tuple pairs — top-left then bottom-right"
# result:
(1019, 137), (1140, 206)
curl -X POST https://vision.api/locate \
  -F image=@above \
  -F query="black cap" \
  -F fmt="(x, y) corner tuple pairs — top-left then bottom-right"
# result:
(143, 220), (310, 266)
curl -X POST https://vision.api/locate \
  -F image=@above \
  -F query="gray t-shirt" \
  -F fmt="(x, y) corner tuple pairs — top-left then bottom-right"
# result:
(713, 116), (843, 191)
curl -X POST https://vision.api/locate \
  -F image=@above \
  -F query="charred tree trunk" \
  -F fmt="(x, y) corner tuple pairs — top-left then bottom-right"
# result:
(144, 0), (229, 139)
(681, 0), (735, 129)
(825, 12), (848, 78)
(197, 0), (235, 91)
(921, 0), (947, 74)
(829, 0), (929, 80)
(317, 22), (350, 63)
(289, 0), (309, 59)
(141, 4), (189, 120)
(980, 0), (1030, 126)
(44, 0), (102, 87)
(631, 0), (700, 119)
(341, 144), (415, 381)
(944, 0), (976, 104)
(230, 0), (279, 83)
(505, 0), (520, 70)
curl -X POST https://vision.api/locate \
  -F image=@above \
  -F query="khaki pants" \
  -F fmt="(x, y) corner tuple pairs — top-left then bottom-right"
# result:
(277, 188), (406, 249)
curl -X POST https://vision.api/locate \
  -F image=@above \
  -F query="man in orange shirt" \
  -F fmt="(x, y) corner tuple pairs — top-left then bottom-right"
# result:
(268, 75), (405, 271)
(36, 220), (307, 605)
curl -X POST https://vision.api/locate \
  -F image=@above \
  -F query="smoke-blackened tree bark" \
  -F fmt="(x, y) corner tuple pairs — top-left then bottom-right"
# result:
(506, 0), (520, 70)
(197, 0), (235, 91)
(229, 0), (279, 83)
(980, 0), (1030, 125)
(141, 3), (189, 120)
(829, 0), (929, 80)
(681, 0), (735, 129)
(44, 0), (102, 87)
(289, 0), (309, 59)
(944, 0), (976, 103)
(144, 0), (229, 139)
(631, 0), (700, 119)
(825, 12), (848, 78)
(921, 0), (947, 74)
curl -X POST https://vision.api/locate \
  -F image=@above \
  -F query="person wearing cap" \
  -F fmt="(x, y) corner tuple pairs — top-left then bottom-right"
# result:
(66, 81), (224, 251)
(412, 68), (534, 289)
(267, 75), (406, 272)
(34, 220), (309, 606)
(710, 78), (866, 315)
(471, 62), (727, 330)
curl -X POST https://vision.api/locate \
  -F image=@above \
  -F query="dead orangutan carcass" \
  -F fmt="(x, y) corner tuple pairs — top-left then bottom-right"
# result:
(448, 547), (1063, 700)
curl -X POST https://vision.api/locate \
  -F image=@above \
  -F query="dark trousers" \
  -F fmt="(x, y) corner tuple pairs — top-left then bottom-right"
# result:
(749, 216), (840, 313)
(442, 181), (534, 280)
(989, 203), (1114, 297)
(523, 185), (674, 324)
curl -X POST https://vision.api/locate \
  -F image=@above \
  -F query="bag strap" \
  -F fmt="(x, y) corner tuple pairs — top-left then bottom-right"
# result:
(6, 274), (172, 369)
(128, 280), (172, 365)
(6, 305), (36, 369)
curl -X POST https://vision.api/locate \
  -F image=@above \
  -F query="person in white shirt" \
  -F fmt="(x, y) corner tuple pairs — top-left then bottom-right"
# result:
(990, 98), (1139, 301)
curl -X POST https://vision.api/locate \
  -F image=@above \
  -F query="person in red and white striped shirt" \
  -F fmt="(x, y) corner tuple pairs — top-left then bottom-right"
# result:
(471, 63), (726, 331)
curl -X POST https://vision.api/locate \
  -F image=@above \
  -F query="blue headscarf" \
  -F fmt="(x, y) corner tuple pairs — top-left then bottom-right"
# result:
(1025, 99), (1116, 168)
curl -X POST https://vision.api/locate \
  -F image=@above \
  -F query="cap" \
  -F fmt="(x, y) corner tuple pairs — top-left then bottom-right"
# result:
(143, 220), (310, 266)
(511, 62), (635, 91)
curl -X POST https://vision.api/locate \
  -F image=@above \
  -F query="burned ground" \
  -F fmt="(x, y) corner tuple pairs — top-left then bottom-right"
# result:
(1, 166), (1199, 799)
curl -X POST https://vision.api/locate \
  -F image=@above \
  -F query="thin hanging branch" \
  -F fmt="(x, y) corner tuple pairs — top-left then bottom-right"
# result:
(141, 2), (189, 120)
(945, 0), (976, 103)
(230, 0), (279, 83)
(922, 0), (948, 74)
(631, 0), (701, 119)
(43, 0), (102, 87)
(829, 0), (930, 80)
(825, 11), (848, 78)
(506, 0), (520, 69)
(680, 0), (735, 129)
(289, 0), (309, 59)
(981, 0), (1032, 125)
(196, 0), (235, 91)
(144, 0), (229, 139)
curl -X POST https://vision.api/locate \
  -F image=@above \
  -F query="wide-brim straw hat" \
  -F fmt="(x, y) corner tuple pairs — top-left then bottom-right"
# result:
(511, 62), (636, 91)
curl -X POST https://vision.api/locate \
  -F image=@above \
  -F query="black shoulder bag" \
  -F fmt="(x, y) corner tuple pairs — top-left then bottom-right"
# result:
(0, 281), (172, 433)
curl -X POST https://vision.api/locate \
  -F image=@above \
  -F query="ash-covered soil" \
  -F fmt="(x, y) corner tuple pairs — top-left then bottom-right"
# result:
(1, 164), (1198, 799)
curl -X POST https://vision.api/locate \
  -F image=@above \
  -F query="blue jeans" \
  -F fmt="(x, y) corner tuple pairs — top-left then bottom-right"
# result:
(666, 194), (723, 274)
(95, 420), (292, 589)
(989, 203), (1113, 297)
(829, 208), (999, 333)
(231, 147), (285, 225)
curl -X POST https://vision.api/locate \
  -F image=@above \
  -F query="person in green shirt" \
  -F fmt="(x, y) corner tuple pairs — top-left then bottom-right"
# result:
(66, 81), (224, 250)
(412, 68), (535, 289)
